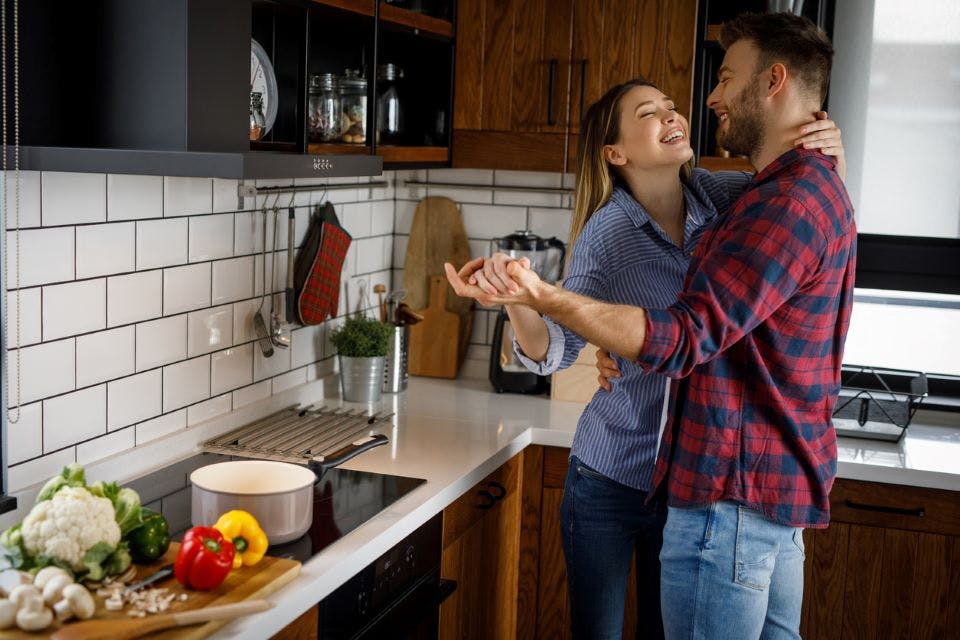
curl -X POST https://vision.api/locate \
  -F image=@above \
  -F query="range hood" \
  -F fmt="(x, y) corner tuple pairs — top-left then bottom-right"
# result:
(14, 0), (382, 180)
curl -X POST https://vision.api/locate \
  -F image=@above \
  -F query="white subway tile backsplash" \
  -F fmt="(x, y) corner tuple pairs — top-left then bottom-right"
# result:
(137, 218), (188, 270)
(8, 448), (75, 493)
(76, 326), (135, 387)
(107, 369), (162, 431)
(107, 175), (163, 221)
(494, 189), (562, 208)
(394, 199), (417, 235)
(231, 380), (272, 408)
(164, 177), (212, 217)
(187, 394), (232, 427)
(253, 341), (292, 382)
(42, 279), (106, 340)
(356, 237), (385, 274)
(234, 210), (264, 255)
(393, 235), (408, 269)
(6, 227), (74, 287)
(211, 344), (254, 396)
(371, 200), (394, 236)
(77, 428), (135, 466)
(212, 256), (254, 306)
(188, 305), (233, 357)
(427, 168), (493, 185)
(42, 172), (106, 226)
(5, 287), (41, 346)
(6, 339), (75, 405)
(43, 385), (106, 452)
(2, 171), (41, 228)
(426, 187), (492, 205)
(529, 207), (573, 242)
(305, 357), (336, 382)
(108, 270), (163, 327)
(272, 368), (306, 394)
(341, 202), (372, 238)
(460, 204), (527, 240)
(189, 214), (235, 262)
(494, 170), (562, 188)
(136, 410), (186, 445)
(213, 179), (244, 213)
(162, 356), (211, 412)
(6, 402), (42, 464)
(136, 315), (187, 371)
(291, 325), (323, 369)
(163, 263), (211, 315)
(232, 299), (263, 345)
(76, 222), (136, 278)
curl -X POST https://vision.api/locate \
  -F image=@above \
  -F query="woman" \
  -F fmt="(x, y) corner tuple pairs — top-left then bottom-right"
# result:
(454, 78), (844, 639)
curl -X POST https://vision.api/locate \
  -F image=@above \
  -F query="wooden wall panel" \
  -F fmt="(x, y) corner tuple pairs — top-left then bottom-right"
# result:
(806, 524), (848, 640)
(516, 447), (544, 640)
(510, 0), (546, 132)
(877, 528), (919, 640)
(842, 525), (885, 639)
(910, 534), (960, 640)
(536, 487), (572, 640)
(540, 0), (574, 133)
(659, 0), (698, 122)
(481, 0), (514, 131)
(453, 0), (484, 130)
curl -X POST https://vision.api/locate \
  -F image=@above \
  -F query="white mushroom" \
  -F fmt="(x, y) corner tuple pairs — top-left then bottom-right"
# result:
(33, 566), (71, 590)
(53, 584), (95, 622)
(104, 596), (124, 611)
(7, 584), (40, 608)
(15, 605), (52, 632)
(0, 599), (17, 629)
(41, 573), (74, 606)
(17, 593), (44, 614)
(0, 570), (31, 597)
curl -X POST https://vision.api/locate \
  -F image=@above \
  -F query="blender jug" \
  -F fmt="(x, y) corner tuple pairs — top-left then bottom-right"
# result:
(488, 231), (565, 393)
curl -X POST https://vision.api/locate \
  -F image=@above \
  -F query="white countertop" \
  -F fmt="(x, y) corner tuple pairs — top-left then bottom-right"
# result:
(201, 376), (960, 639)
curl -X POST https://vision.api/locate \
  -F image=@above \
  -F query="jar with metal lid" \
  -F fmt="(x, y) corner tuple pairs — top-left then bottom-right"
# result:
(308, 73), (342, 143)
(249, 92), (266, 141)
(376, 63), (404, 145)
(339, 69), (367, 144)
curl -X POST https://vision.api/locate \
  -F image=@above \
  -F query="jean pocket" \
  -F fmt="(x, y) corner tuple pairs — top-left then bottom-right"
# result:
(734, 507), (778, 591)
(575, 462), (613, 484)
(792, 528), (806, 559)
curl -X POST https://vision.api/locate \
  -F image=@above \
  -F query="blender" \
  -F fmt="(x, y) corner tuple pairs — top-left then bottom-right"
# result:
(488, 231), (565, 394)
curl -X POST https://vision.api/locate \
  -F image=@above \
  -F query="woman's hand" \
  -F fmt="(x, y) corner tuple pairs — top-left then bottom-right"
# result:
(445, 258), (546, 307)
(795, 110), (846, 180)
(470, 252), (530, 296)
(595, 348), (621, 392)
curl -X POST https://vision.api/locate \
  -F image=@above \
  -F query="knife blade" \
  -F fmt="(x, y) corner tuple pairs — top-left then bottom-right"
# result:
(122, 563), (174, 594)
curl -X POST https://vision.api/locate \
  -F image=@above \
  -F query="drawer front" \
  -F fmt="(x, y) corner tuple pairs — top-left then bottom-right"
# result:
(443, 454), (520, 546)
(829, 479), (960, 536)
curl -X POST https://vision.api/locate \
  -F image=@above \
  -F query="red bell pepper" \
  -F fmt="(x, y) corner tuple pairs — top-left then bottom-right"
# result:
(173, 526), (236, 590)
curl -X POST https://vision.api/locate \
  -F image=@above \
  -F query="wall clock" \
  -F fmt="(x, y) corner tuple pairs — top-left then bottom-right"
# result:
(250, 38), (279, 137)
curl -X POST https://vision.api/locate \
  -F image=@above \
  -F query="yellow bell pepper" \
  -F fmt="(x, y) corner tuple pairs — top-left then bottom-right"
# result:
(213, 510), (269, 569)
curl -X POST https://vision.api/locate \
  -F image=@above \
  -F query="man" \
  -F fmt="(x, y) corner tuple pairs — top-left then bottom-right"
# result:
(446, 12), (855, 640)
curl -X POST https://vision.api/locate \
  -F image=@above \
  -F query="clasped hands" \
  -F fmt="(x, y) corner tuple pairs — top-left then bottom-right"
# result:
(443, 253), (548, 307)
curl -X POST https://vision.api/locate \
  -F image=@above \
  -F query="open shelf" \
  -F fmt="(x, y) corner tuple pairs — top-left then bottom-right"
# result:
(308, 143), (373, 155)
(380, 145), (448, 163)
(312, 0), (452, 38)
(697, 155), (754, 173)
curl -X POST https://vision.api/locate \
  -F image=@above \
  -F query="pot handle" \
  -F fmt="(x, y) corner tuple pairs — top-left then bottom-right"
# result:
(308, 433), (389, 480)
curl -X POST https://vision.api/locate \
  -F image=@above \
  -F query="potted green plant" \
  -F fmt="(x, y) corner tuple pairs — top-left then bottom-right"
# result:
(329, 313), (394, 402)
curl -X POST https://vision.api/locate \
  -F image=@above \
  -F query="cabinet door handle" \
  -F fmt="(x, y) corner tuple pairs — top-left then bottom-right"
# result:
(486, 481), (507, 500)
(476, 490), (497, 510)
(844, 499), (925, 518)
(578, 59), (588, 122)
(546, 58), (558, 126)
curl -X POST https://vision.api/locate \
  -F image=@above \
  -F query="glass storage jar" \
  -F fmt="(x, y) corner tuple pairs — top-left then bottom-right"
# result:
(249, 92), (266, 141)
(308, 73), (341, 143)
(376, 63), (404, 145)
(339, 69), (367, 144)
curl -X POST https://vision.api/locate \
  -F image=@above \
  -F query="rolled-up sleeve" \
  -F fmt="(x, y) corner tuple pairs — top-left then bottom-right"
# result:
(638, 196), (826, 378)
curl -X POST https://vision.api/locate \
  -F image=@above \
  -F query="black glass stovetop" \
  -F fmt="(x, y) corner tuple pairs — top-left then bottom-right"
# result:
(127, 453), (426, 564)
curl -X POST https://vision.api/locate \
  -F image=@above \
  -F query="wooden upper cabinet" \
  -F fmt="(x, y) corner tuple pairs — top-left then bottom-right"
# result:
(453, 0), (698, 172)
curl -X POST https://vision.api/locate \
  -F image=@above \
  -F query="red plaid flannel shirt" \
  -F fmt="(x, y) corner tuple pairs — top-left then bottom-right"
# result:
(640, 148), (856, 528)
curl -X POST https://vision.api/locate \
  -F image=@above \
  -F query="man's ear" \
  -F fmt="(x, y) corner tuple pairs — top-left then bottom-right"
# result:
(765, 62), (788, 98)
(603, 144), (627, 166)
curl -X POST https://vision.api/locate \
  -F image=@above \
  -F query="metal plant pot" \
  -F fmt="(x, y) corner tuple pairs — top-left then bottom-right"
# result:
(339, 355), (386, 403)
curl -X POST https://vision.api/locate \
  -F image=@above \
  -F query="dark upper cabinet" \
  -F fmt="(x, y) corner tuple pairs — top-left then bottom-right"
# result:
(451, 0), (698, 174)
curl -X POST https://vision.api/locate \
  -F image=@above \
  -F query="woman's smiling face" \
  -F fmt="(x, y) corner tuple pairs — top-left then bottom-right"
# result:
(606, 85), (694, 171)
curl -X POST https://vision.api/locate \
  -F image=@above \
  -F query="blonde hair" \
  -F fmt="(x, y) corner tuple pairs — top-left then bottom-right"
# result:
(569, 78), (694, 248)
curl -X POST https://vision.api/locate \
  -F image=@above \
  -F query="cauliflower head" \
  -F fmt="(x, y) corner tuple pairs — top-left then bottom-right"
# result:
(20, 486), (121, 571)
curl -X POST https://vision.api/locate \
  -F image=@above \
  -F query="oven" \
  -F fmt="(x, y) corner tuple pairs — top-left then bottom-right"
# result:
(318, 513), (456, 639)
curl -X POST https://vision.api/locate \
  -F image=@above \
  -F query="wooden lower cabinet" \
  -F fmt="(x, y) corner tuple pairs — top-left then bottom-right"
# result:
(271, 604), (318, 639)
(801, 479), (960, 640)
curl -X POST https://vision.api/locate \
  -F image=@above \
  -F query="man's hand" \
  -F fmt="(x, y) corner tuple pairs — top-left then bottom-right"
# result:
(595, 348), (621, 392)
(445, 258), (552, 307)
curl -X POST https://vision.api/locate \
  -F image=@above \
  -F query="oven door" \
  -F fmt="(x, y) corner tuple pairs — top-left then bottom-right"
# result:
(348, 571), (456, 640)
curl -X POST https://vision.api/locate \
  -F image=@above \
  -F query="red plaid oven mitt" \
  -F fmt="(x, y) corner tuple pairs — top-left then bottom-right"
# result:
(296, 203), (352, 325)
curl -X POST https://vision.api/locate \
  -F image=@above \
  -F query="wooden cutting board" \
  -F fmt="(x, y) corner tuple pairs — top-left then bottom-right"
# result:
(408, 275), (461, 379)
(0, 543), (300, 640)
(402, 196), (473, 373)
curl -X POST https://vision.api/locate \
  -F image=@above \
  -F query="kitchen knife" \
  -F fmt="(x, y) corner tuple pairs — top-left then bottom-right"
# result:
(122, 563), (174, 595)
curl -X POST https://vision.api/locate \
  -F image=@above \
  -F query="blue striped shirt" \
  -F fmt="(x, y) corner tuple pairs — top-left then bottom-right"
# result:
(515, 169), (751, 491)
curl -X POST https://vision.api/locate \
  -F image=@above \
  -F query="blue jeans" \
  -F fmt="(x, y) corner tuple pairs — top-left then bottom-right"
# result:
(659, 501), (805, 640)
(560, 456), (666, 640)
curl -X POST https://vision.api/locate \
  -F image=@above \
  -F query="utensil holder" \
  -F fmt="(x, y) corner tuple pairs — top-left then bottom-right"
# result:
(340, 355), (386, 403)
(382, 325), (410, 393)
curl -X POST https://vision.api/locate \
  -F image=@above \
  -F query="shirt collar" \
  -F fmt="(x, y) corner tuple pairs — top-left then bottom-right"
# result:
(753, 147), (836, 184)
(608, 183), (711, 229)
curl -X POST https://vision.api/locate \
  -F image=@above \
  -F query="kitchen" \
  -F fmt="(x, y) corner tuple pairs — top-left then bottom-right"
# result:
(1, 0), (959, 638)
